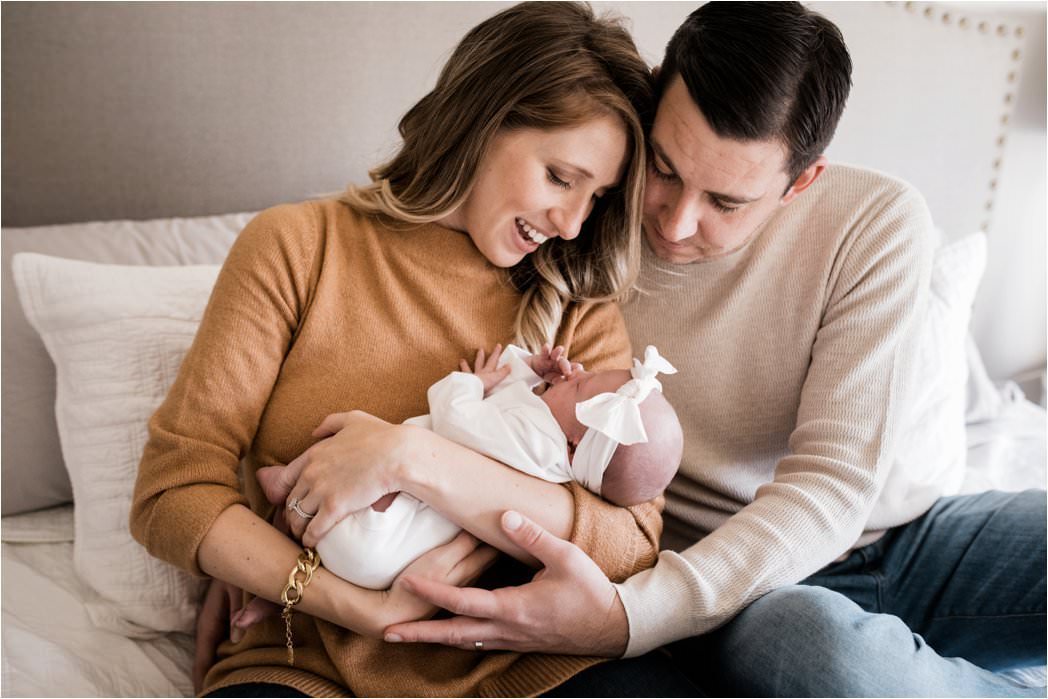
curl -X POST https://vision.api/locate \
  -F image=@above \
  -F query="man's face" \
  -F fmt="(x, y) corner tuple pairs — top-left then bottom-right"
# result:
(643, 75), (801, 265)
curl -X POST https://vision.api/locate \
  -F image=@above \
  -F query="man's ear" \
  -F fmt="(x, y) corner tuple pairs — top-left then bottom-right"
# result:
(781, 155), (828, 206)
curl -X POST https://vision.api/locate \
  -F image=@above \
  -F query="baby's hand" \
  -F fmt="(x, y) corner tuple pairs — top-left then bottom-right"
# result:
(460, 344), (511, 396)
(530, 343), (575, 384)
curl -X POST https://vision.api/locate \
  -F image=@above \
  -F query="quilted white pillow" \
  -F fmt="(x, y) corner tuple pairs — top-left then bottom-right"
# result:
(895, 233), (987, 496)
(13, 253), (220, 637)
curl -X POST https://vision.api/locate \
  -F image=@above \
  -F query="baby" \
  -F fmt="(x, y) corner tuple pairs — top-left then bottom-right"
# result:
(254, 343), (682, 592)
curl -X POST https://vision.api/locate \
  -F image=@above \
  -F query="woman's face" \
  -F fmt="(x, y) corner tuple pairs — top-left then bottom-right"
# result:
(440, 116), (629, 268)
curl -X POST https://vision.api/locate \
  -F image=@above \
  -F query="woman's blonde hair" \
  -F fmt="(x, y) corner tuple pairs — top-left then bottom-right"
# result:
(343, 1), (653, 351)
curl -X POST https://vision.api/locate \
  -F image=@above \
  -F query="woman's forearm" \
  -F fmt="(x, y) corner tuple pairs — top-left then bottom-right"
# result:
(398, 425), (574, 566)
(197, 504), (386, 637)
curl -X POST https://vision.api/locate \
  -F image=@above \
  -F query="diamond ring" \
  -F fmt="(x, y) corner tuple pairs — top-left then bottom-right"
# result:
(287, 497), (316, 520)
(474, 640), (484, 651)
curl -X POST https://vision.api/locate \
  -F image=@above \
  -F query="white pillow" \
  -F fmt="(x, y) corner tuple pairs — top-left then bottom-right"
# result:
(13, 253), (220, 637)
(895, 233), (987, 496)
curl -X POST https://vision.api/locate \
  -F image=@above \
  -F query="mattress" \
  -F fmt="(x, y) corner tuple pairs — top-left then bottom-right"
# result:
(2, 390), (1044, 697)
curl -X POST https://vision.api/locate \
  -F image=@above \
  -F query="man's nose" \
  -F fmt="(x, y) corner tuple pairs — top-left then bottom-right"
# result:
(661, 192), (700, 242)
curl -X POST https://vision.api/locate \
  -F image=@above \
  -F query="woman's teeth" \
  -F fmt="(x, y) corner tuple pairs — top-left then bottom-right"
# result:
(516, 217), (549, 244)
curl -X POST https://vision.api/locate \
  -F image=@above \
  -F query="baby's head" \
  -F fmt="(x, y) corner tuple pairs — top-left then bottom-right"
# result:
(541, 348), (683, 506)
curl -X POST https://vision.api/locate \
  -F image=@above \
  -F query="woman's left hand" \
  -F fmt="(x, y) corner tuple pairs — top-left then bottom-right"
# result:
(275, 411), (422, 546)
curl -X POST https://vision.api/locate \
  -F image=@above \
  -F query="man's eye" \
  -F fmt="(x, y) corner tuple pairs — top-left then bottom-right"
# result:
(711, 198), (740, 214)
(649, 159), (678, 183)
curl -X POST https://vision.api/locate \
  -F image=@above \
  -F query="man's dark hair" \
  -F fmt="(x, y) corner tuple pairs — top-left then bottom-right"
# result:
(660, 1), (852, 183)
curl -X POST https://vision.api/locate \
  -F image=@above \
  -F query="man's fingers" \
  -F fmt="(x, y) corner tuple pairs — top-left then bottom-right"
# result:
(499, 510), (573, 569)
(399, 575), (501, 618)
(385, 616), (505, 650)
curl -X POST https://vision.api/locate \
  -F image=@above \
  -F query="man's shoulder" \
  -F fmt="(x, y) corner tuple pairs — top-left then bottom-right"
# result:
(773, 163), (932, 243)
(801, 163), (927, 217)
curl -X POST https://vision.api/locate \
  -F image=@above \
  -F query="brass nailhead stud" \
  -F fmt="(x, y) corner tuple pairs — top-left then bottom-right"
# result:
(1016, 26), (1025, 38)
(985, 200), (994, 211)
(1007, 71), (1017, 83)
(1012, 49), (1022, 61)
(1004, 93), (1014, 104)
(942, 12), (951, 24)
(990, 179), (998, 190)
(924, 7), (934, 18)
(979, 21), (989, 33)
(997, 134), (1007, 146)
(959, 17), (969, 29)
(1001, 114), (1010, 125)
(904, 1), (915, 10)
(997, 25), (1008, 37)
(993, 158), (1002, 170)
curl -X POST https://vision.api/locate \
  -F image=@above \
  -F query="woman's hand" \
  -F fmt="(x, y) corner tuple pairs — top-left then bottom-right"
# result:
(359, 530), (499, 637)
(275, 411), (424, 547)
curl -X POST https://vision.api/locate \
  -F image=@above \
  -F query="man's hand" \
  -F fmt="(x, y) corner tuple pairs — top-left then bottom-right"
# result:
(459, 344), (512, 396)
(364, 530), (500, 636)
(193, 578), (244, 695)
(382, 510), (630, 657)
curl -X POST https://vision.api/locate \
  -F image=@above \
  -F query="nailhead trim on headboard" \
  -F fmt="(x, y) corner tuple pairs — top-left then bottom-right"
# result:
(895, 1), (1027, 234)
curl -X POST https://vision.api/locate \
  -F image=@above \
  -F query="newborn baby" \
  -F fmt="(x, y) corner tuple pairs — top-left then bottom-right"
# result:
(254, 343), (683, 593)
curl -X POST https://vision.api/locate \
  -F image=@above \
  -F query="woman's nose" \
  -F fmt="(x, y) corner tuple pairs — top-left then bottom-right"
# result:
(549, 198), (591, 240)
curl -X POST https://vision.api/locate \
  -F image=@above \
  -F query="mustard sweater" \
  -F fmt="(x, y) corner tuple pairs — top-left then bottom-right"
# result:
(130, 199), (662, 697)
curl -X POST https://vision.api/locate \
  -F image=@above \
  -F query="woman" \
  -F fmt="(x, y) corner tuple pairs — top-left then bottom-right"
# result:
(130, 2), (659, 696)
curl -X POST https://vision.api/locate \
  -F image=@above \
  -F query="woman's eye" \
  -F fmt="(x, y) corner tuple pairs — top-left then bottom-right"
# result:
(547, 169), (571, 190)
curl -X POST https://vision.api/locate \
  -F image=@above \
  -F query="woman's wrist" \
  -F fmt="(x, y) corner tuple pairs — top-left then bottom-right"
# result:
(392, 423), (441, 498)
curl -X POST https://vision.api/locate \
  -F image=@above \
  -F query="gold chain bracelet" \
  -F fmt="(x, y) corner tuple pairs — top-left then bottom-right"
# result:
(280, 547), (321, 666)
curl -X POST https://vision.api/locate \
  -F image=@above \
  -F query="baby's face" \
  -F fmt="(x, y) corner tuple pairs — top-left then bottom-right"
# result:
(542, 368), (632, 444)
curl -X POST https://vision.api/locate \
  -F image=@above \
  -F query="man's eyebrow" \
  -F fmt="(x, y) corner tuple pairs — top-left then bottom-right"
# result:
(650, 138), (763, 204)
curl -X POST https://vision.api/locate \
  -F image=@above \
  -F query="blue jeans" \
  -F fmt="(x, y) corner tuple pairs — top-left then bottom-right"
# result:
(670, 490), (1046, 697)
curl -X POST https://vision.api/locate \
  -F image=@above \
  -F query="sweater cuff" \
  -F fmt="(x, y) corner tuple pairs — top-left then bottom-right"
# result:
(146, 483), (247, 576)
(613, 550), (704, 658)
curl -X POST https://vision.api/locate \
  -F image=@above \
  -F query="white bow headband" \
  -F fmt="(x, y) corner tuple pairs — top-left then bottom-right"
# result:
(571, 346), (677, 494)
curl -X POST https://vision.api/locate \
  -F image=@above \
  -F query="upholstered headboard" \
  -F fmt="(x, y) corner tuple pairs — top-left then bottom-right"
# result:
(2, 1), (1044, 374)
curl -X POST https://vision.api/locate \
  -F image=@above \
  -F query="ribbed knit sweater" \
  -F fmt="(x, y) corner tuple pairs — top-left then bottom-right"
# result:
(129, 198), (663, 696)
(616, 165), (936, 656)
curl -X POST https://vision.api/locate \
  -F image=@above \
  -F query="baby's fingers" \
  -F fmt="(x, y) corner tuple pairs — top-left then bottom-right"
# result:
(460, 359), (471, 373)
(486, 344), (504, 370)
(473, 348), (486, 373)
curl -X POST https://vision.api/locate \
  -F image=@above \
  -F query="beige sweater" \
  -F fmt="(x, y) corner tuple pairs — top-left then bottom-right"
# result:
(130, 199), (663, 696)
(616, 164), (936, 656)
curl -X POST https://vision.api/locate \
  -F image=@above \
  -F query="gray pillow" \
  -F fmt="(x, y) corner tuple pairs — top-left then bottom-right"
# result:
(3, 213), (253, 515)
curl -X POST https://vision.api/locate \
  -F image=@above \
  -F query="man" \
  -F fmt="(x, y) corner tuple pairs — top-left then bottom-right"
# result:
(384, 3), (1047, 695)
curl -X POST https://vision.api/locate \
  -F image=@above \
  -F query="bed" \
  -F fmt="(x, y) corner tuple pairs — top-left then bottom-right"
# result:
(2, 2), (1045, 696)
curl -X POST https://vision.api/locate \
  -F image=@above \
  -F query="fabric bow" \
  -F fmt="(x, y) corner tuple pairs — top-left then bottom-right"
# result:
(575, 345), (678, 445)
(571, 346), (677, 494)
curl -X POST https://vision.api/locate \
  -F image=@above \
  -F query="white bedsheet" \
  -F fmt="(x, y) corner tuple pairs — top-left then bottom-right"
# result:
(2, 508), (194, 698)
(1, 391), (1044, 698)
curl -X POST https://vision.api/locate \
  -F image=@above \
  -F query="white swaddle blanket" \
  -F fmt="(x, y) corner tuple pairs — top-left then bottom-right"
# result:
(316, 346), (572, 589)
